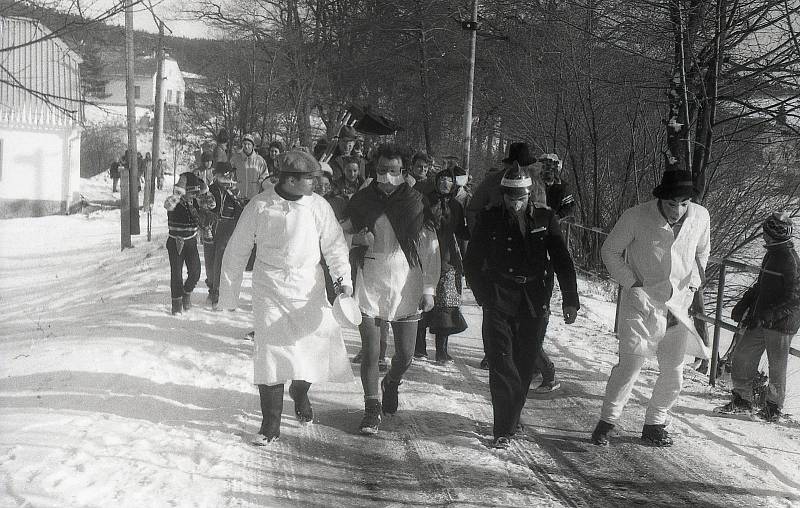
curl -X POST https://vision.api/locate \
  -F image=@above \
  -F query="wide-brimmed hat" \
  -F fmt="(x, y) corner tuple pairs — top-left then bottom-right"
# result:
(500, 163), (532, 198)
(503, 142), (536, 166)
(212, 161), (234, 175)
(763, 211), (793, 241)
(652, 170), (696, 200)
(279, 150), (322, 176)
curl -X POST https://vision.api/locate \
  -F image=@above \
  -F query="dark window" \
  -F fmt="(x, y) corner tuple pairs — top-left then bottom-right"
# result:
(134, 85), (141, 99)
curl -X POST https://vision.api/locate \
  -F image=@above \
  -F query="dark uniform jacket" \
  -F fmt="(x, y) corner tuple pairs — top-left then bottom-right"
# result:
(464, 203), (580, 317)
(732, 241), (800, 335)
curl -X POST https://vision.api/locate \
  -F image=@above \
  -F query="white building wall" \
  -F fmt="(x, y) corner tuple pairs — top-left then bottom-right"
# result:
(0, 127), (68, 202)
(100, 76), (155, 107)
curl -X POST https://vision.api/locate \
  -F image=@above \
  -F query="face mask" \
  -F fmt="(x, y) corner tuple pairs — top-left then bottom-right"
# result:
(455, 175), (468, 187)
(377, 172), (404, 186)
(505, 196), (528, 212)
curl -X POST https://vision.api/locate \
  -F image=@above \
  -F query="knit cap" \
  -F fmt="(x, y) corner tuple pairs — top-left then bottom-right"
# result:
(763, 211), (793, 241)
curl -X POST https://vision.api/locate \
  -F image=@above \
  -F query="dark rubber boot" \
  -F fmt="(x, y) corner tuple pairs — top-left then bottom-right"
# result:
(256, 384), (284, 442)
(288, 380), (313, 423)
(591, 420), (615, 446)
(182, 292), (192, 311)
(171, 298), (183, 315)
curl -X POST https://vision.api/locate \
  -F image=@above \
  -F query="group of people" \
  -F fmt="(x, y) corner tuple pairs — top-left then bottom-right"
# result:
(161, 126), (798, 451)
(109, 150), (166, 194)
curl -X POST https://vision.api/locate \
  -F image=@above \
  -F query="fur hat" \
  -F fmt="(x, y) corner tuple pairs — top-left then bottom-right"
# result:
(503, 142), (536, 166)
(652, 170), (696, 200)
(763, 212), (793, 241)
(500, 163), (532, 198)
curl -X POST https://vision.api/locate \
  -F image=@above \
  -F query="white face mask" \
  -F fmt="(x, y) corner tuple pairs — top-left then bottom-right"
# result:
(376, 172), (405, 186)
(455, 175), (468, 187)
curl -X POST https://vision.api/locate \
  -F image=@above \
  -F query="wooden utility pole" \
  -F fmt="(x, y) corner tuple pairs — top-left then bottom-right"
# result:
(125, 0), (140, 236)
(461, 0), (479, 174)
(147, 20), (166, 241)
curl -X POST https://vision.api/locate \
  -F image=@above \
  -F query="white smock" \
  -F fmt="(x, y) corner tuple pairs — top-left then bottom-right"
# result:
(218, 187), (353, 385)
(601, 199), (711, 359)
(356, 214), (440, 321)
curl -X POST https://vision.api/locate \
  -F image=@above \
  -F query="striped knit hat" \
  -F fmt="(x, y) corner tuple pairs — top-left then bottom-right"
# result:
(763, 212), (793, 241)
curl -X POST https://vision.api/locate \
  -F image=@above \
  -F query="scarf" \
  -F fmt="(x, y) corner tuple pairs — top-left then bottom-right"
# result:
(347, 180), (426, 267)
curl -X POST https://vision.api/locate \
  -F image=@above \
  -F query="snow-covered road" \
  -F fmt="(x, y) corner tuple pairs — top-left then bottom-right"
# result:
(1, 175), (799, 507)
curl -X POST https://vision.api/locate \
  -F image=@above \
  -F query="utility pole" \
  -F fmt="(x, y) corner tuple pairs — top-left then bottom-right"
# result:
(147, 20), (166, 242)
(125, 0), (140, 236)
(461, 0), (479, 174)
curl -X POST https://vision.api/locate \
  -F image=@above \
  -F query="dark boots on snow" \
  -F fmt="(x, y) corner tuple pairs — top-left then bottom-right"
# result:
(253, 384), (284, 445)
(641, 424), (673, 447)
(714, 391), (753, 415)
(182, 292), (192, 311)
(381, 376), (401, 414)
(756, 401), (782, 422)
(288, 380), (313, 423)
(359, 399), (382, 435)
(591, 420), (615, 446)
(171, 297), (183, 315)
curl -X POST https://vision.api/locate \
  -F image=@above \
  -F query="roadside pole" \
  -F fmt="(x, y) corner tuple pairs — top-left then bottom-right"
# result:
(125, 0), (140, 236)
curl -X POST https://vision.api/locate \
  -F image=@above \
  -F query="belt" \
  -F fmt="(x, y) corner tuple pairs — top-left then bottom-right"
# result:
(496, 271), (535, 284)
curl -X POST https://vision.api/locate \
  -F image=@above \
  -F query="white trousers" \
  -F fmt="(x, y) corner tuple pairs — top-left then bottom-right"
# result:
(600, 326), (689, 426)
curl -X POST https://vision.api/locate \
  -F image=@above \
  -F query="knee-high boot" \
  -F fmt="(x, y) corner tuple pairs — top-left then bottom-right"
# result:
(257, 384), (284, 440)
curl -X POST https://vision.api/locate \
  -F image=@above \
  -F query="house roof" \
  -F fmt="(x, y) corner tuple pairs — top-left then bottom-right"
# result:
(99, 48), (177, 78)
(0, 16), (83, 126)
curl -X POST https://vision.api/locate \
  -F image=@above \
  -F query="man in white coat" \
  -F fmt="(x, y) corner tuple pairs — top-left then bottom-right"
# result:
(593, 170), (711, 447)
(219, 150), (354, 445)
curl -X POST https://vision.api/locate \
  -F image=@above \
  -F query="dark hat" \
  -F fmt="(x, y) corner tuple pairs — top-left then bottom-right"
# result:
(201, 151), (213, 163)
(338, 125), (357, 141)
(177, 172), (203, 193)
(213, 161), (234, 175)
(503, 142), (536, 166)
(500, 163), (533, 198)
(268, 140), (285, 151)
(652, 170), (696, 200)
(279, 150), (322, 176)
(763, 211), (793, 241)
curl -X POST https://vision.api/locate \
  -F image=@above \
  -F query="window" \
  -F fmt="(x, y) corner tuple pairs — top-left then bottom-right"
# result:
(176, 91), (183, 106)
(134, 85), (141, 99)
(166, 89), (173, 103)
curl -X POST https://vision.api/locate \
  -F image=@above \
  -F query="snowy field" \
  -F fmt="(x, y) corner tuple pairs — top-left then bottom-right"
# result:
(1, 174), (799, 507)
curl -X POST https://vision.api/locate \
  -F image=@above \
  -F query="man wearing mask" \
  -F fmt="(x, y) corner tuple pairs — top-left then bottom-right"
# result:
(344, 143), (441, 435)
(593, 170), (710, 447)
(464, 163), (579, 449)
(538, 154), (575, 220)
(219, 150), (354, 444)
(232, 134), (269, 201)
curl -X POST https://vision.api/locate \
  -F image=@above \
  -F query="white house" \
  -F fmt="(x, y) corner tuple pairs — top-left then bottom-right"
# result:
(91, 49), (186, 108)
(0, 16), (83, 218)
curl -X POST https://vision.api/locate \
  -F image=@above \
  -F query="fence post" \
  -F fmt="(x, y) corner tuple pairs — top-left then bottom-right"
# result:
(709, 263), (727, 386)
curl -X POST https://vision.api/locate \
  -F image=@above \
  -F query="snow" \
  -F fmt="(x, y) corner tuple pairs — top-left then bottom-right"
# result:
(1, 173), (800, 506)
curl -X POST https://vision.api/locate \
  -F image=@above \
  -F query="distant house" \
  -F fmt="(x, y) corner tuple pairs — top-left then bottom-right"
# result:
(90, 49), (185, 108)
(0, 16), (83, 218)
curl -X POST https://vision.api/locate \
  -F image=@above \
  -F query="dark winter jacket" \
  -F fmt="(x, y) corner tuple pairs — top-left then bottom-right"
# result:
(545, 181), (575, 219)
(732, 241), (800, 335)
(209, 182), (244, 221)
(464, 202), (579, 317)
